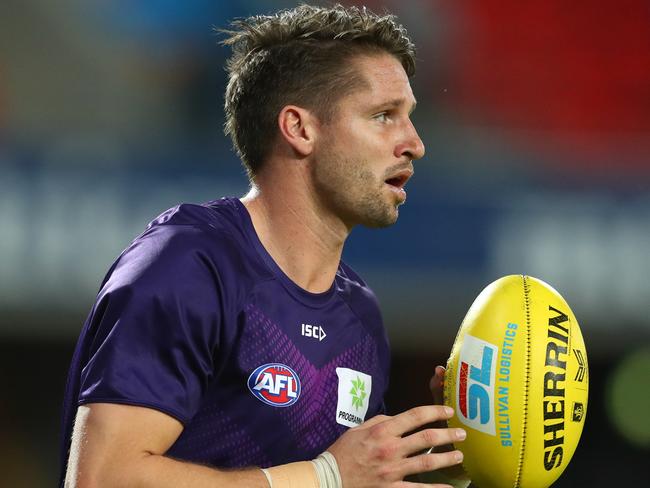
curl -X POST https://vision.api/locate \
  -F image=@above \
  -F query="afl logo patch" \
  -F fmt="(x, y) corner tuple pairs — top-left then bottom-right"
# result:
(247, 363), (301, 407)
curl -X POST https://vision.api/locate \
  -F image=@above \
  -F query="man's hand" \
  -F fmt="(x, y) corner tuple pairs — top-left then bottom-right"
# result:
(327, 405), (466, 488)
(421, 365), (472, 488)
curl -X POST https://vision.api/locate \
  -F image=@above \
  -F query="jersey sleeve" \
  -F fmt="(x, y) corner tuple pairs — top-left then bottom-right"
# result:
(77, 224), (224, 424)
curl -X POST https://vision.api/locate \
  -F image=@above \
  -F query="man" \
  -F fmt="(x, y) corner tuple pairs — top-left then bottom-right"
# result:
(60, 4), (466, 487)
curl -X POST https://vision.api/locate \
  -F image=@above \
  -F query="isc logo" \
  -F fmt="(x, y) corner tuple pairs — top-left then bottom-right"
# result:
(247, 363), (301, 407)
(302, 323), (327, 342)
(457, 335), (497, 435)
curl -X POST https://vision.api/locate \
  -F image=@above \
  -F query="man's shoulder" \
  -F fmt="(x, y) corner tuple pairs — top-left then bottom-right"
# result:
(337, 261), (368, 289)
(141, 196), (251, 249)
(146, 197), (243, 236)
(336, 261), (387, 340)
(336, 262), (381, 311)
(103, 197), (266, 294)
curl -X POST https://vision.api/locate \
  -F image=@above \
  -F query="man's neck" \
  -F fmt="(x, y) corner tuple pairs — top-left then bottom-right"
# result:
(241, 181), (349, 294)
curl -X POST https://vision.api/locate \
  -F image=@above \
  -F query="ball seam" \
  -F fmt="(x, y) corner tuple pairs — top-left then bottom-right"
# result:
(514, 275), (532, 487)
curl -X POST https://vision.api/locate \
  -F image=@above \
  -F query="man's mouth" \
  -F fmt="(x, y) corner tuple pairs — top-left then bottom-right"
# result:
(384, 168), (413, 204)
(385, 175), (409, 189)
(384, 169), (413, 189)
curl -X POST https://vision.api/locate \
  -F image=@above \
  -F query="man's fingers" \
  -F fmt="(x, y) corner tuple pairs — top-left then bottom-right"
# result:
(400, 449), (464, 478)
(377, 405), (454, 437)
(399, 427), (466, 456)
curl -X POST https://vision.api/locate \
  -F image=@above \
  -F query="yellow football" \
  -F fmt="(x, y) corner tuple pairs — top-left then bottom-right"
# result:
(443, 275), (588, 488)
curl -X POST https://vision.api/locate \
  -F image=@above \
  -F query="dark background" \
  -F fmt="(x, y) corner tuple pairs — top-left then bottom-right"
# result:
(1, 0), (648, 485)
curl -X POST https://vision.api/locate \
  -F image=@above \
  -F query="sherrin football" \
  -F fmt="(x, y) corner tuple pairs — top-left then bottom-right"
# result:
(443, 275), (588, 488)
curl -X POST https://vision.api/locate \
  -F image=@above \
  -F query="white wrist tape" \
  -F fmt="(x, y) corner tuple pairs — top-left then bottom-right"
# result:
(311, 451), (342, 488)
(260, 460), (318, 488)
(260, 451), (342, 488)
(261, 467), (274, 487)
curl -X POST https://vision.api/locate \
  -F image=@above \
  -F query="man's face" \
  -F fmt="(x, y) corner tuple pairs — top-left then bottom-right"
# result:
(311, 53), (425, 229)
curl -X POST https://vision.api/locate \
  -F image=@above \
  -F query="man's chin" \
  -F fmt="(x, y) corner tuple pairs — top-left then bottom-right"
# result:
(360, 207), (399, 229)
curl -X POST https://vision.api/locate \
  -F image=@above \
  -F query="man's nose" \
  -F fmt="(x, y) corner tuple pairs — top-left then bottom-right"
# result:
(394, 121), (425, 161)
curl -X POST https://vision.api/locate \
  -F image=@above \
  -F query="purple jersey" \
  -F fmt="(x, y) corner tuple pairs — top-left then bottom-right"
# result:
(60, 197), (390, 485)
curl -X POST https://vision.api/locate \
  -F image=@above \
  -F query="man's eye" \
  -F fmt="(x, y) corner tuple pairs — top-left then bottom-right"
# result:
(374, 112), (389, 122)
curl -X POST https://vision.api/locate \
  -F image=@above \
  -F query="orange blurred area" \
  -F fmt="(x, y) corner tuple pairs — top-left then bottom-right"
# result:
(446, 0), (650, 166)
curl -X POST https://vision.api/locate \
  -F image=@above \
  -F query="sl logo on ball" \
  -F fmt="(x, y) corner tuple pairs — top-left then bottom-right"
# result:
(457, 334), (498, 435)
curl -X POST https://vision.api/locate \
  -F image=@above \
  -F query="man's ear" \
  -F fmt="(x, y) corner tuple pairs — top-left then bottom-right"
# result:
(277, 105), (318, 157)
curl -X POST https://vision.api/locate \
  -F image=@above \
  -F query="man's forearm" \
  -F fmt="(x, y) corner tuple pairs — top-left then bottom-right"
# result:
(66, 452), (269, 488)
(65, 404), (271, 488)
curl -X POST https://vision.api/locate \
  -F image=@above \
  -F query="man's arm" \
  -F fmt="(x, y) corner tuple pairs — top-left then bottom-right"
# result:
(66, 402), (464, 488)
(64, 403), (268, 488)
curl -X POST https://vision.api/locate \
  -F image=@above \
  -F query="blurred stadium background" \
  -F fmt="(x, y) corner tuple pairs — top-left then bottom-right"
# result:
(1, 0), (648, 485)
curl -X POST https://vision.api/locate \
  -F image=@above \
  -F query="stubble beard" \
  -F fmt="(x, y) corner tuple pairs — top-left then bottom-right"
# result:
(312, 147), (399, 230)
